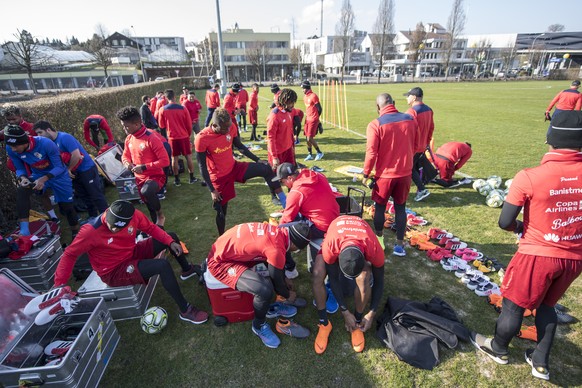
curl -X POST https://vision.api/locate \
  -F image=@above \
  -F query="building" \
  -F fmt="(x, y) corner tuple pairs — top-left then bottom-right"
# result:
(132, 35), (186, 56)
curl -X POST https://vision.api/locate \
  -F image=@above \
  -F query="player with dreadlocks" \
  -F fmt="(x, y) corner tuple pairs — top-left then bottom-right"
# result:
(266, 88), (298, 171)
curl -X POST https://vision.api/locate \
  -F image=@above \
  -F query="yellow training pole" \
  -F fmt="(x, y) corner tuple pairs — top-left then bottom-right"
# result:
(336, 80), (342, 129)
(343, 81), (349, 130)
(331, 80), (336, 128)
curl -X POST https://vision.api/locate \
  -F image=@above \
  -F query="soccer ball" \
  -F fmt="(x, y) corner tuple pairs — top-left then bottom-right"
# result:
(486, 175), (502, 189)
(489, 189), (505, 198)
(486, 192), (505, 208)
(504, 179), (513, 189)
(141, 306), (168, 334)
(478, 183), (493, 196)
(472, 179), (487, 191)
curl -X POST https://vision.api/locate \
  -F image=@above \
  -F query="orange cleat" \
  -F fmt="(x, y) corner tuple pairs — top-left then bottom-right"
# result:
(314, 321), (333, 354)
(351, 328), (365, 353)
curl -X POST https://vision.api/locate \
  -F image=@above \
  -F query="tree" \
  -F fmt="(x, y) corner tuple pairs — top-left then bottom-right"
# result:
(2, 29), (46, 94)
(408, 22), (427, 78)
(547, 24), (565, 32)
(335, 0), (355, 81)
(85, 32), (113, 87)
(443, 0), (466, 80)
(499, 41), (518, 71)
(371, 0), (395, 84)
(246, 41), (272, 83)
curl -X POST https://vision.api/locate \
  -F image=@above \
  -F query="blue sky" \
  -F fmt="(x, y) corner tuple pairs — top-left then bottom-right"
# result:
(1, 0), (580, 44)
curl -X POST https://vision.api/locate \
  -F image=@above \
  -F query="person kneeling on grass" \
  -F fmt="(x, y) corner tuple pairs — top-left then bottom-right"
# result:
(206, 221), (312, 348)
(431, 141), (473, 188)
(315, 215), (385, 354)
(470, 111), (582, 381)
(53, 200), (208, 325)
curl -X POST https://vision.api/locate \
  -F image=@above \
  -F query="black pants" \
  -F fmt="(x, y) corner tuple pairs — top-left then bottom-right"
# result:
(205, 108), (216, 127)
(141, 180), (161, 223)
(73, 167), (108, 217)
(411, 152), (426, 192)
(16, 187), (78, 227)
(236, 269), (273, 329)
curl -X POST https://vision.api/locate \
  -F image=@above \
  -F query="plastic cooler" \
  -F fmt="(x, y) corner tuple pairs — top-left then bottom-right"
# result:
(204, 269), (254, 326)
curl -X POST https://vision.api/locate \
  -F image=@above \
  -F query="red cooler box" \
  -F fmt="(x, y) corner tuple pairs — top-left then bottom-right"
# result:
(204, 269), (254, 325)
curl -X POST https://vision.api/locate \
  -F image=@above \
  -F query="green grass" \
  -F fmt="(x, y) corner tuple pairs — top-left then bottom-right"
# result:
(95, 80), (581, 387)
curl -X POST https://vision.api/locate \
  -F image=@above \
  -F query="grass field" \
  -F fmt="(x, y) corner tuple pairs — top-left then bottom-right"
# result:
(95, 80), (581, 387)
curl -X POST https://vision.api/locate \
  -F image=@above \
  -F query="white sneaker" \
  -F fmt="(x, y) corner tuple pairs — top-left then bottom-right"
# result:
(304, 154), (314, 161)
(285, 268), (299, 279)
(314, 152), (324, 161)
(414, 189), (430, 202)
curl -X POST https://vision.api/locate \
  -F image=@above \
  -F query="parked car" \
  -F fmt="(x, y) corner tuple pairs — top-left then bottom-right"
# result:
(372, 70), (389, 78)
(496, 71), (518, 79)
(363, 71), (373, 77)
(420, 71), (432, 77)
(474, 71), (494, 79)
(154, 76), (166, 81)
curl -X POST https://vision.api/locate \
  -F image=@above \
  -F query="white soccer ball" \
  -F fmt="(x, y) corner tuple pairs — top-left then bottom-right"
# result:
(486, 192), (505, 208)
(504, 179), (513, 189)
(486, 175), (503, 189)
(141, 306), (168, 334)
(478, 183), (493, 196)
(472, 179), (487, 191)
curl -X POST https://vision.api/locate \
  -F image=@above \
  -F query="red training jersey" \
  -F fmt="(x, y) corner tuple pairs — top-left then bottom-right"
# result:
(223, 91), (238, 120)
(83, 115), (114, 148)
(322, 215), (384, 267)
(236, 88), (249, 109)
(157, 103), (192, 140)
(54, 210), (174, 286)
(179, 93), (189, 105)
(546, 89), (582, 111)
(280, 169), (340, 232)
(267, 108), (294, 158)
(205, 88), (221, 109)
(194, 123), (238, 181)
(182, 99), (202, 123)
(363, 104), (418, 179)
(303, 89), (320, 122)
(406, 102), (435, 153)
(121, 126), (169, 186)
(249, 91), (259, 111)
(505, 149), (582, 260)
(435, 142), (472, 168)
(154, 96), (168, 121)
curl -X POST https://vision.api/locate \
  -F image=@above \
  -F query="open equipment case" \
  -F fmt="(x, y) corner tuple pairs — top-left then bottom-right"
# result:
(0, 269), (119, 388)
(93, 144), (140, 201)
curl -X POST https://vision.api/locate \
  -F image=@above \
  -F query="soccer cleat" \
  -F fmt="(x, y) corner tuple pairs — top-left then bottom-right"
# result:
(35, 293), (80, 326)
(474, 282), (501, 297)
(441, 258), (469, 272)
(304, 154), (314, 161)
(276, 295), (307, 308)
(517, 325), (538, 342)
(445, 240), (468, 251)
(275, 319), (310, 338)
(266, 302), (297, 319)
(252, 322), (281, 348)
(285, 268), (299, 279)
(470, 332), (509, 365)
(314, 152), (324, 161)
(24, 286), (71, 316)
(180, 263), (200, 281)
(174, 178), (181, 187)
(314, 321), (332, 354)
(525, 349), (550, 380)
(556, 308), (576, 324)
(414, 189), (430, 202)
(351, 328), (365, 353)
(325, 286), (339, 314)
(157, 193), (166, 200)
(189, 177), (199, 184)
(294, 138), (300, 145)
(44, 341), (73, 356)
(393, 244), (406, 257)
(428, 228), (452, 241)
(179, 305), (208, 325)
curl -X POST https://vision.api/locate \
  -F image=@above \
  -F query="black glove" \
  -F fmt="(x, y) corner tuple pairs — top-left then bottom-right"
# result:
(318, 123), (324, 134)
(545, 112), (551, 122)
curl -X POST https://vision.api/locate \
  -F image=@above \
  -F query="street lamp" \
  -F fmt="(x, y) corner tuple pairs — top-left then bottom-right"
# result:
(131, 26), (145, 82)
(529, 33), (545, 78)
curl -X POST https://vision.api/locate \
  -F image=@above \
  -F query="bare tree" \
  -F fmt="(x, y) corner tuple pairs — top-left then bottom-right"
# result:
(371, 0), (395, 84)
(443, 0), (466, 80)
(408, 22), (427, 78)
(289, 46), (302, 79)
(2, 29), (45, 94)
(85, 32), (113, 87)
(246, 41), (272, 83)
(335, 0), (355, 82)
(499, 41), (518, 71)
(547, 24), (565, 32)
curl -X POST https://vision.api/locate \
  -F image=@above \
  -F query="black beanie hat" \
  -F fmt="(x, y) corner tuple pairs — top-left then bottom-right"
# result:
(105, 200), (135, 228)
(547, 111), (582, 149)
(287, 222), (310, 250)
(4, 124), (29, 146)
(270, 84), (280, 93)
(338, 246), (365, 278)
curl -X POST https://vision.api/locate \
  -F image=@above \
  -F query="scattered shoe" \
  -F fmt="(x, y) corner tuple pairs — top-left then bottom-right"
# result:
(276, 295), (307, 308)
(276, 319), (310, 338)
(35, 293), (80, 326)
(393, 244), (406, 257)
(556, 308), (576, 324)
(294, 138), (300, 145)
(180, 263), (199, 281)
(179, 305), (208, 324)
(266, 302), (297, 318)
(314, 152), (324, 161)
(311, 166), (325, 173)
(517, 325), (538, 342)
(525, 349), (550, 380)
(314, 321), (332, 354)
(441, 257), (469, 272)
(351, 328), (365, 353)
(252, 322), (281, 348)
(304, 154), (314, 161)
(24, 286), (71, 316)
(189, 177), (199, 184)
(428, 228), (452, 240)
(474, 282), (500, 297)
(44, 340), (72, 356)
(414, 189), (430, 202)
(454, 266), (482, 278)
(470, 332), (509, 365)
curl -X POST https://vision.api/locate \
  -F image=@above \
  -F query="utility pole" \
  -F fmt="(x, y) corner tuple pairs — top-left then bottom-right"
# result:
(320, 0), (324, 37)
(131, 26), (145, 82)
(215, 0), (227, 96)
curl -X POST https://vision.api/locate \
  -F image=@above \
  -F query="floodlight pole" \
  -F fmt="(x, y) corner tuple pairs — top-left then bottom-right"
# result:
(529, 33), (545, 78)
(215, 0), (227, 97)
(131, 26), (145, 82)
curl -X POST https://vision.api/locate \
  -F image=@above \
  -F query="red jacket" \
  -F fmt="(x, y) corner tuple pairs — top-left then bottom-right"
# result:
(267, 108), (294, 158)
(83, 115), (114, 148)
(249, 91), (259, 111)
(223, 92), (238, 120)
(236, 88), (249, 109)
(363, 105), (418, 179)
(157, 103), (192, 140)
(546, 88), (582, 111)
(406, 102), (434, 153)
(303, 90), (320, 122)
(205, 88), (221, 109)
(122, 126), (169, 186)
(435, 142), (472, 167)
(182, 99), (202, 123)
(280, 169), (340, 232)
(54, 210), (174, 286)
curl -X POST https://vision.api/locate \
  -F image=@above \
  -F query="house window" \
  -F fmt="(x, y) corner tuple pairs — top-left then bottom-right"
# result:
(112, 39), (118, 46)
(121, 39), (126, 46)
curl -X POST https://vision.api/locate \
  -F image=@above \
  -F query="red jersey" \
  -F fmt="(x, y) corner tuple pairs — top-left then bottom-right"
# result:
(205, 88), (221, 109)
(154, 96), (168, 121)
(121, 126), (169, 186)
(322, 215), (384, 267)
(303, 89), (320, 122)
(249, 90), (259, 111)
(266, 108), (294, 158)
(406, 102), (434, 153)
(280, 169), (340, 232)
(157, 103), (192, 140)
(54, 210), (174, 286)
(194, 123), (238, 181)
(435, 142), (472, 167)
(505, 150), (582, 260)
(546, 89), (582, 111)
(182, 99), (202, 123)
(208, 223), (289, 269)
(179, 93), (189, 105)
(149, 97), (158, 114)
(363, 105), (418, 179)
(83, 115), (114, 148)
(223, 91), (238, 120)
(236, 88), (249, 109)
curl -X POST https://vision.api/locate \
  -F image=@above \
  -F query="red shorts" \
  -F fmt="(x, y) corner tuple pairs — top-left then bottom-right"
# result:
(501, 252), (582, 310)
(99, 238), (156, 287)
(372, 175), (412, 205)
(269, 147), (295, 166)
(169, 138), (192, 157)
(304, 120), (319, 138)
(207, 254), (254, 290)
(433, 156), (455, 181)
(213, 161), (249, 205)
(249, 109), (258, 125)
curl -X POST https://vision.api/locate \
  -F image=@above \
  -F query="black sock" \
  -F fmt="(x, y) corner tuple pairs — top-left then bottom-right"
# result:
(354, 311), (363, 323)
(252, 318), (265, 330)
(307, 147), (313, 155)
(317, 309), (328, 325)
(174, 175), (180, 181)
(315, 146), (321, 153)
(189, 173), (194, 180)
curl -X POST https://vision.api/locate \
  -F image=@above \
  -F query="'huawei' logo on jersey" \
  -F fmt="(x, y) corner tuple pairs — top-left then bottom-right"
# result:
(107, 238), (113, 244)
(227, 267), (236, 277)
(543, 233), (560, 242)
